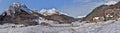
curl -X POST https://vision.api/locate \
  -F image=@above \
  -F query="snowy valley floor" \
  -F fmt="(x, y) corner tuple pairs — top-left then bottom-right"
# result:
(0, 19), (120, 33)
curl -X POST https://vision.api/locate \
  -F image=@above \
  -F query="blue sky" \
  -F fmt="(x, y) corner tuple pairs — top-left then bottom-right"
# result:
(0, 0), (120, 17)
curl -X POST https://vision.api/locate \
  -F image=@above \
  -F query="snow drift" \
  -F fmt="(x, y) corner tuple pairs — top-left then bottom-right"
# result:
(0, 19), (120, 33)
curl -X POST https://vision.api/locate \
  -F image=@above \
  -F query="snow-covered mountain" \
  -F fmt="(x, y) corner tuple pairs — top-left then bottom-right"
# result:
(39, 8), (60, 16)
(1, 1), (120, 33)
(0, 2), (40, 26)
(39, 8), (77, 24)
(40, 8), (69, 16)
(2, 2), (33, 16)
(0, 2), (78, 26)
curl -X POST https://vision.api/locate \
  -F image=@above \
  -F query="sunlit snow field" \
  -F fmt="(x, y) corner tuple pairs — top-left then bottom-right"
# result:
(0, 18), (120, 33)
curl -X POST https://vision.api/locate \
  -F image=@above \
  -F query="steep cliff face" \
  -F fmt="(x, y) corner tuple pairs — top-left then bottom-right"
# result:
(83, 1), (120, 22)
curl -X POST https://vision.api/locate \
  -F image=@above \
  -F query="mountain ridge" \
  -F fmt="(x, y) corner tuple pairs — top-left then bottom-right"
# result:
(83, 1), (120, 22)
(0, 2), (78, 26)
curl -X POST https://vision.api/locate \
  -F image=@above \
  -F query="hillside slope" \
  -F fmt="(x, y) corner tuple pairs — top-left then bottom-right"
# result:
(83, 1), (120, 22)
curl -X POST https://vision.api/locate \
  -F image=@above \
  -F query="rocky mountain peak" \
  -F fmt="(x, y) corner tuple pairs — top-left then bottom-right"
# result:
(12, 2), (21, 8)
(11, 2), (27, 9)
(2, 2), (32, 16)
(0, 2), (39, 26)
(0, 2), (78, 25)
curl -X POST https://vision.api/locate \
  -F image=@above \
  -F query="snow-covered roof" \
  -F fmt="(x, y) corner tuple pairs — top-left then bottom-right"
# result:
(104, 1), (118, 5)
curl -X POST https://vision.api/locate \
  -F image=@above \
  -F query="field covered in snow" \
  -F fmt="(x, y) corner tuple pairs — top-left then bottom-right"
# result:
(0, 19), (120, 33)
